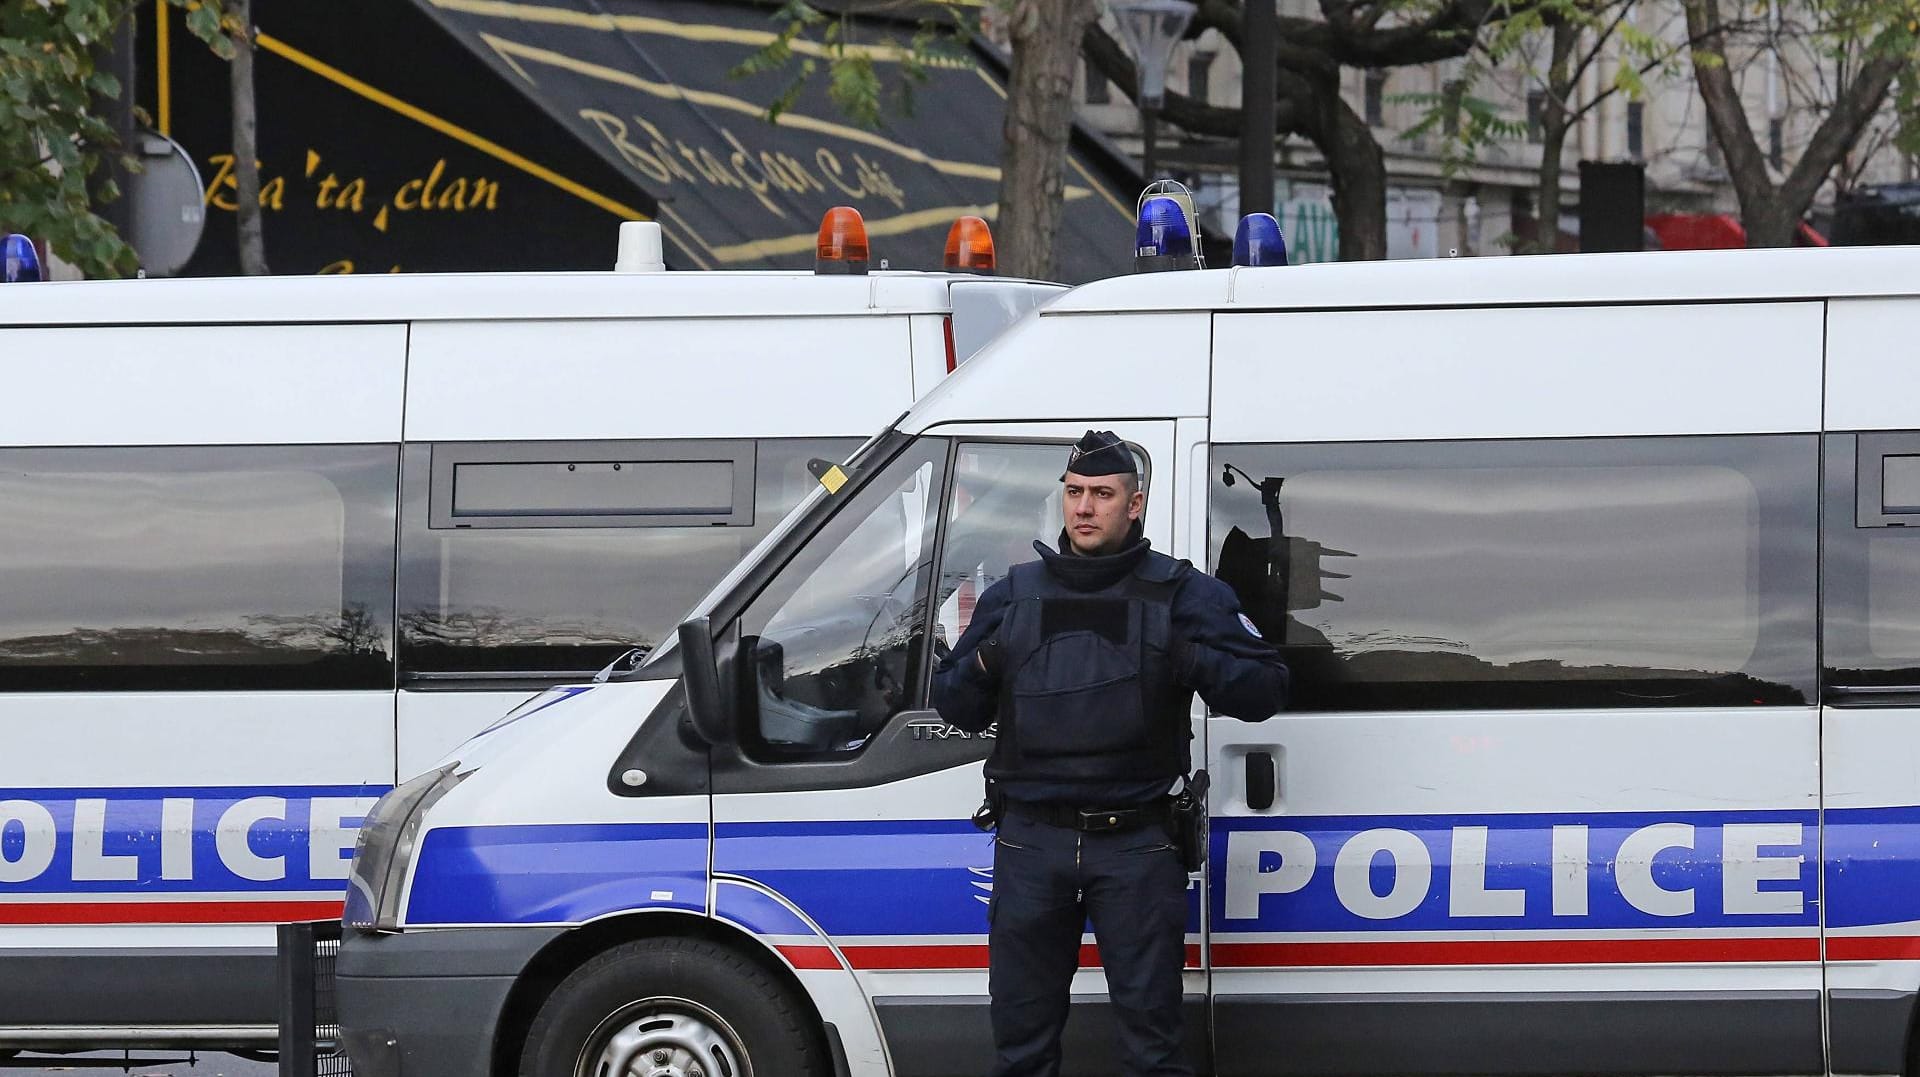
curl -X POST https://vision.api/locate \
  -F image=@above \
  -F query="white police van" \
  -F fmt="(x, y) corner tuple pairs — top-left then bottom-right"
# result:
(333, 223), (1920, 1077)
(0, 217), (1056, 1054)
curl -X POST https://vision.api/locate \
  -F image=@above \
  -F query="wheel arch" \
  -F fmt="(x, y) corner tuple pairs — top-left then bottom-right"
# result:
(488, 908), (837, 1077)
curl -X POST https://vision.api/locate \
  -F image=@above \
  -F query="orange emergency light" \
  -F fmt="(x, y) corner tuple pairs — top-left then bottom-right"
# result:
(943, 216), (996, 275)
(815, 207), (870, 275)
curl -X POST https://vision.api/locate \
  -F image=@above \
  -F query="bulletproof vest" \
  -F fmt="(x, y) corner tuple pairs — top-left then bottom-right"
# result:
(987, 558), (1191, 785)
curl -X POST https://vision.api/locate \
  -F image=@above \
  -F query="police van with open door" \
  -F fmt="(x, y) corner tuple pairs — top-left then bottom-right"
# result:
(0, 215), (1055, 1057)
(334, 224), (1920, 1077)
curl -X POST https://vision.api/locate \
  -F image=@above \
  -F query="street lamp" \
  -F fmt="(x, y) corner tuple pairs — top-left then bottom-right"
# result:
(1109, 0), (1196, 183)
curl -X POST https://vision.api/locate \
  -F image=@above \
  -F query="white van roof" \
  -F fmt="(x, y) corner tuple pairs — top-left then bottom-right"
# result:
(1044, 246), (1920, 314)
(0, 269), (1013, 326)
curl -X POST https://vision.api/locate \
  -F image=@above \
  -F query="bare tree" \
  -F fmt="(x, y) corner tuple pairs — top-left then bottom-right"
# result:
(996, 0), (1105, 278)
(227, 0), (268, 274)
(1683, 0), (1906, 246)
(1087, 0), (1509, 260)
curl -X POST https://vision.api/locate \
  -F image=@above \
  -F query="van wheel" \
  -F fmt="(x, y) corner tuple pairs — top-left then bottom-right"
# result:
(519, 937), (825, 1077)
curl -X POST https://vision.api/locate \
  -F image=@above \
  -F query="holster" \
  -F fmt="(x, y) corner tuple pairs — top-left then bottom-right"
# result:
(972, 778), (1005, 832)
(1170, 770), (1210, 872)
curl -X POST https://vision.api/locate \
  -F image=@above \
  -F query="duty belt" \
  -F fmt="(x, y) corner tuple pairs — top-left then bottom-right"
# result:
(1007, 798), (1171, 833)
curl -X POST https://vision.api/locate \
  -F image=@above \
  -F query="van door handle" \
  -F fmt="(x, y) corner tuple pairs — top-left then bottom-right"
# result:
(1246, 751), (1277, 810)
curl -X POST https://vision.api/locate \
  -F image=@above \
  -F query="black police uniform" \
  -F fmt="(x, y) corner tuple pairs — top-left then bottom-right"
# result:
(931, 431), (1290, 1077)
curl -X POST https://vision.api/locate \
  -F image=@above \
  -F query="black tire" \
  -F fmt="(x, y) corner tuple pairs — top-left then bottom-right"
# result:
(519, 937), (826, 1077)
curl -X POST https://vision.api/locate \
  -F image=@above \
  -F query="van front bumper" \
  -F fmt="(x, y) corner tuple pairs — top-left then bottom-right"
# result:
(336, 926), (564, 1077)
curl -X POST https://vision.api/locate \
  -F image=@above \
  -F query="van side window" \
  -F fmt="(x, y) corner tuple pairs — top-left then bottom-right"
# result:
(0, 445), (398, 691)
(730, 439), (949, 759)
(1823, 432), (1920, 699)
(1209, 436), (1818, 711)
(397, 438), (855, 682)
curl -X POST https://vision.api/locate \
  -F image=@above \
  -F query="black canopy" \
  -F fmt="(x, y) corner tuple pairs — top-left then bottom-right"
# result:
(141, 0), (1138, 281)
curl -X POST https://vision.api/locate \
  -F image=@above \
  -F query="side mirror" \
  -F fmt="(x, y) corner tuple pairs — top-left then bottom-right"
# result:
(676, 616), (733, 746)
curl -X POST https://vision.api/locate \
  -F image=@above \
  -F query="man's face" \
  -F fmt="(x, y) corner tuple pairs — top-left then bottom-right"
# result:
(1062, 472), (1145, 556)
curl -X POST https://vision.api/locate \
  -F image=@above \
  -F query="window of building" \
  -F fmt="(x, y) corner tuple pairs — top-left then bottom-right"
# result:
(1526, 90), (1545, 143)
(1085, 56), (1111, 105)
(1627, 101), (1645, 160)
(1209, 436), (1818, 712)
(1190, 52), (1216, 103)
(1365, 70), (1387, 128)
(1770, 117), (1785, 171)
(0, 445), (399, 691)
(1824, 433), (1920, 698)
(398, 437), (856, 681)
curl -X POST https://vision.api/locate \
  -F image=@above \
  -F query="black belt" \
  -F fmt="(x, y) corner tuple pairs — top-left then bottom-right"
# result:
(1006, 799), (1171, 833)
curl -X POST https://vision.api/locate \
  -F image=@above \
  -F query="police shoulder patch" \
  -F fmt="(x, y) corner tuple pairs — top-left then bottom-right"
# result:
(1238, 613), (1263, 638)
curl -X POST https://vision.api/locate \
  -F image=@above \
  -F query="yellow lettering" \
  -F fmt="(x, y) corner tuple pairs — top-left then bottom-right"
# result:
(205, 154), (238, 211)
(394, 178), (424, 211)
(579, 109), (673, 184)
(304, 150), (321, 178)
(261, 176), (286, 211)
(695, 147), (741, 190)
(319, 259), (354, 274)
(436, 178), (468, 211)
(633, 117), (700, 184)
(340, 178), (366, 213)
(723, 131), (783, 217)
(765, 151), (824, 194)
(852, 154), (905, 210)
(815, 149), (866, 199)
(316, 174), (341, 208)
(471, 178), (500, 210)
(419, 160), (446, 207)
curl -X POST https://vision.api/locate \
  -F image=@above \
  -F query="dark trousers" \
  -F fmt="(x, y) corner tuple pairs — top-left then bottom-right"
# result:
(987, 810), (1193, 1077)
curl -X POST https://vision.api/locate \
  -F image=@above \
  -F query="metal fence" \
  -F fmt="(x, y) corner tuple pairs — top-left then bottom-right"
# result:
(277, 920), (352, 1077)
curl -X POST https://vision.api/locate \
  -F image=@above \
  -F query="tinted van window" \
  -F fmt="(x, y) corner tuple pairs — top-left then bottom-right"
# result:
(1209, 436), (1817, 711)
(398, 438), (857, 680)
(0, 445), (398, 691)
(1824, 432), (1920, 694)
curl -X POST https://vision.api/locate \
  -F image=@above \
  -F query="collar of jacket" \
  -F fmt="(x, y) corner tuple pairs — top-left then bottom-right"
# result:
(1036, 520), (1150, 591)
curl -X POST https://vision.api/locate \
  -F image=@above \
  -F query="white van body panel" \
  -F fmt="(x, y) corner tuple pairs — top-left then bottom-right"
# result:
(405, 317), (914, 442)
(1212, 302), (1824, 442)
(0, 323), (408, 446)
(903, 313), (1211, 433)
(1826, 297), (1920, 433)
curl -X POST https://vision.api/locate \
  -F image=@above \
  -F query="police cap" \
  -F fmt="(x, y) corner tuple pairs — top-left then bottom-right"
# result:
(1061, 430), (1137, 480)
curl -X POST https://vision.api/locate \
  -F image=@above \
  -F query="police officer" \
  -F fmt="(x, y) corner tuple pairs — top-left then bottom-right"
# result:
(932, 430), (1289, 1077)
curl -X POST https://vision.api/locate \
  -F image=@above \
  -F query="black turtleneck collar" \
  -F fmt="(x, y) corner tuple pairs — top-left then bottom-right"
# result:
(1034, 520), (1150, 591)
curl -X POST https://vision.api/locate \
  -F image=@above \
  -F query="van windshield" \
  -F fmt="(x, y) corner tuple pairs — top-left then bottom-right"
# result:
(634, 428), (909, 672)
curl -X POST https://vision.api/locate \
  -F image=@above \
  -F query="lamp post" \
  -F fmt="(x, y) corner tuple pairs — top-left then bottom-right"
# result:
(1109, 0), (1196, 183)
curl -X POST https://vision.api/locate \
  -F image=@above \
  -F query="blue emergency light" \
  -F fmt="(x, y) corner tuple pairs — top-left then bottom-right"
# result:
(1232, 213), (1288, 268)
(1134, 196), (1195, 273)
(3, 234), (42, 283)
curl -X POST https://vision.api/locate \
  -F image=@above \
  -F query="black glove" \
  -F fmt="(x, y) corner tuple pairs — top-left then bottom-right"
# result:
(976, 635), (1005, 681)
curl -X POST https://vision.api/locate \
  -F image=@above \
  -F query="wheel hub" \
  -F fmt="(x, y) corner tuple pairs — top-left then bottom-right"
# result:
(584, 998), (745, 1077)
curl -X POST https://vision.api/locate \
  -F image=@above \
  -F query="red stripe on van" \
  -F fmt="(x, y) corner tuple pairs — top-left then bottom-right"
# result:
(1209, 936), (1818, 967)
(1827, 936), (1920, 961)
(776, 945), (844, 970)
(837, 943), (1206, 970)
(0, 900), (345, 925)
